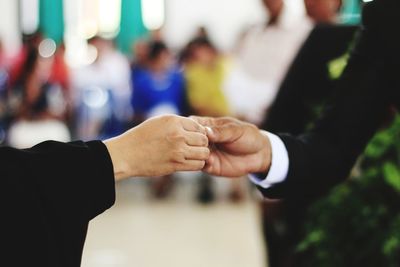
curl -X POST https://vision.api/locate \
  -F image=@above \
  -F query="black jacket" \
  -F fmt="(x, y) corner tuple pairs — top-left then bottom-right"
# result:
(259, 0), (400, 199)
(263, 24), (358, 135)
(2, 141), (115, 266)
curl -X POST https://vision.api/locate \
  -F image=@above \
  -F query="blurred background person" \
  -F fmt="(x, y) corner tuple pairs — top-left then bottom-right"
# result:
(258, 0), (358, 266)
(131, 40), (186, 198)
(130, 38), (149, 126)
(7, 34), (72, 131)
(8, 32), (45, 87)
(72, 36), (132, 141)
(183, 36), (244, 203)
(184, 37), (229, 119)
(131, 39), (149, 77)
(7, 45), (70, 148)
(131, 41), (185, 121)
(224, 0), (313, 125)
(179, 26), (212, 65)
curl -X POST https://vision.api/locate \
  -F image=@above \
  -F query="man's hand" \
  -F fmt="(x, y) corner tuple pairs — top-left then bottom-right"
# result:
(191, 116), (272, 177)
(104, 115), (210, 180)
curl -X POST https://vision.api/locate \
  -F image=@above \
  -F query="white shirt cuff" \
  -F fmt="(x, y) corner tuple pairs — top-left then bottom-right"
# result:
(249, 131), (289, 189)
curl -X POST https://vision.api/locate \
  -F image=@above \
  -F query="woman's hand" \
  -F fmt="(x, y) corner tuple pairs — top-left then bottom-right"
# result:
(104, 115), (210, 181)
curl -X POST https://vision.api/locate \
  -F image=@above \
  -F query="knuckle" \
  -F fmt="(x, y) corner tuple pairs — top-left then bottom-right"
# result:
(176, 135), (186, 143)
(163, 115), (180, 126)
(168, 133), (185, 144)
(171, 150), (185, 163)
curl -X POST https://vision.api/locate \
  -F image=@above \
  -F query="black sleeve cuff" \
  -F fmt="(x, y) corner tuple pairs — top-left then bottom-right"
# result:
(85, 141), (116, 220)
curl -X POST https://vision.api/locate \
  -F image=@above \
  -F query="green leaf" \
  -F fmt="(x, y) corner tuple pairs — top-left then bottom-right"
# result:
(383, 162), (400, 193)
(383, 236), (399, 256)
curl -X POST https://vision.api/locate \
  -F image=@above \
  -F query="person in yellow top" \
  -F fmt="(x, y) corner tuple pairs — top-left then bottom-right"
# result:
(183, 36), (244, 203)
(184, 37), (230, 117)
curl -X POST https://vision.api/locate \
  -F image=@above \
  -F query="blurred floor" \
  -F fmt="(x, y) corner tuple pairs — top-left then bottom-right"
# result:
(82, 174), (267, 267)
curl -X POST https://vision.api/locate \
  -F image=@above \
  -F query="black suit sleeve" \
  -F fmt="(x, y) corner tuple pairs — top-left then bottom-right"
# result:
(259, 0), (398, 200)
(2, 140), (115, 266)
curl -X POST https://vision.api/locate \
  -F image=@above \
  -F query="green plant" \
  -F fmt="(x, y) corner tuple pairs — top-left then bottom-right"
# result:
(298, 116), (400, 267)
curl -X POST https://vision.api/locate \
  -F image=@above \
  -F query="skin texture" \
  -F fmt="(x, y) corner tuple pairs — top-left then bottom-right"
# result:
(191, 116), (272, 177)
(104, 115), (210, 181)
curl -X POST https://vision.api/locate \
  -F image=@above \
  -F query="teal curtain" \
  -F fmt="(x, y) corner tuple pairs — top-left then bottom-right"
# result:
(341, 0), (362, 25)
(117, 0), (148, 55)
(39, 0), (64, 43)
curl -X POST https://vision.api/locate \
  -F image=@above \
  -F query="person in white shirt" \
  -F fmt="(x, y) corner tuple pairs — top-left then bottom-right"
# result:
(224, 0), (312, 125)
(72, 36), (132, 140)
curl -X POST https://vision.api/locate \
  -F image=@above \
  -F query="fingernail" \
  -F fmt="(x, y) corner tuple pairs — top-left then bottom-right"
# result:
(206, 127), (213, 135)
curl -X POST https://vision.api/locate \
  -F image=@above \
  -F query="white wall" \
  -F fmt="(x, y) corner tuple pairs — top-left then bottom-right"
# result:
(163, 0), (304, 52)
(0, 0), (21, 56)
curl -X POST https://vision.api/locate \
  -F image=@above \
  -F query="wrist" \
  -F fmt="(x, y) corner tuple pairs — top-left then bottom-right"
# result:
(104, 136), (134, 181)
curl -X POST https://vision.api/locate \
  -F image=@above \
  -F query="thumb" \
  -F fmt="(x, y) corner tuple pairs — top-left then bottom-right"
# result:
(206, 123), (243, 143)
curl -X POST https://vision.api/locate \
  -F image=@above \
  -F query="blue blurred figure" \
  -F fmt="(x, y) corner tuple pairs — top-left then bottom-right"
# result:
(131, 41), (185, 122)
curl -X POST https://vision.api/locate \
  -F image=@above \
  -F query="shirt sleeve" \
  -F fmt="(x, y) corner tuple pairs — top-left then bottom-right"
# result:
(249, 132), (289, 189)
